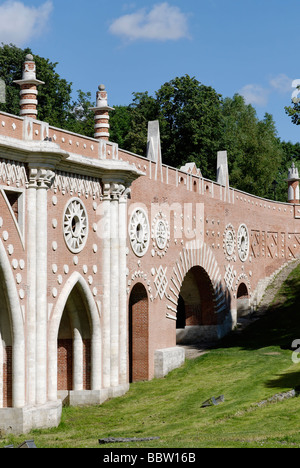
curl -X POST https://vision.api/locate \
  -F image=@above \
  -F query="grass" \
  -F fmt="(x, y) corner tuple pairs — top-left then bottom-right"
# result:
(2, 265), (300, 448)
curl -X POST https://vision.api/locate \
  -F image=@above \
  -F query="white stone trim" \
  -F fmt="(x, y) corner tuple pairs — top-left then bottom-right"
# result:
(0, 239), (25, 408)
(48, 272), (102, 401)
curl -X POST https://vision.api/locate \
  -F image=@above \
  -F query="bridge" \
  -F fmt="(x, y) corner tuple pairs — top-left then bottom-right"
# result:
(0, 55), (299, 433)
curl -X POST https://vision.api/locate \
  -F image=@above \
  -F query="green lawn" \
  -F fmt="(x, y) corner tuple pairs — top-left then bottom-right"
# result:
(2, 265), (300, 448)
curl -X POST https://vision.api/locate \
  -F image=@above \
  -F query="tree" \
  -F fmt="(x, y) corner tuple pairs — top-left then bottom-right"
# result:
(119, 91), (160, 156)
(285, 85), (300, 125)
(0, 43), (73, 129)
(66, 89), (94, 138)
(221, 95), (284, 198)
(155, 75), (223, 179)
(0, 43), (31, 116)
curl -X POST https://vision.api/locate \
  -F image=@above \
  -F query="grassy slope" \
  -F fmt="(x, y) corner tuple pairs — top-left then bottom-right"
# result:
(2, 265), (300, 448)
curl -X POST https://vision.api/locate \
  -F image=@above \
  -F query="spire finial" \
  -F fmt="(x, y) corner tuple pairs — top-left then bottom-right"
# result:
(13, 54), (45, 119)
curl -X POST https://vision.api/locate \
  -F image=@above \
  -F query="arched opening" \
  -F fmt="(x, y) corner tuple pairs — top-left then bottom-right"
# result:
(0, 267), (13, 408)
(237, 283), (250, 318)
(57, 282), (92, 394)
(176, 266), (217, 344)
(129, 283), (149, 383)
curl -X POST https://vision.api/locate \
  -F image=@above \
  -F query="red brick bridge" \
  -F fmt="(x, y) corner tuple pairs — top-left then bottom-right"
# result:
(0, 55), (299, 433)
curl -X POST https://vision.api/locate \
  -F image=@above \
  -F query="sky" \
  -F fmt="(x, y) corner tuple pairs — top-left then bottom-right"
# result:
(1, 0), (300, 145)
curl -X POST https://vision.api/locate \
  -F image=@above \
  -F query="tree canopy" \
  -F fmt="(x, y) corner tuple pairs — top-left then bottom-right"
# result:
(0, 44), (297, 202)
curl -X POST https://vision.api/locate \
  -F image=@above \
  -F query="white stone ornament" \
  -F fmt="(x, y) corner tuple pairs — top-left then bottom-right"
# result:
(151, 211), (170, 257)
(223, 224), (236, 261)
(237, 224), (250, 262)
(155, 219), (168, 250)
(63, 198), (88, 253)
(129, 208), (150, 257)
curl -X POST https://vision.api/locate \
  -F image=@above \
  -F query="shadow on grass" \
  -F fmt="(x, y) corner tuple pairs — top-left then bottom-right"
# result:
(224, 268), (300, 391)
(220, 270), (300, 353)
(265, 370), (300, 391)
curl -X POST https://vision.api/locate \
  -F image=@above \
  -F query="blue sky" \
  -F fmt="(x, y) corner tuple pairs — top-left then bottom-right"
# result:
(1, 0), (300, 144)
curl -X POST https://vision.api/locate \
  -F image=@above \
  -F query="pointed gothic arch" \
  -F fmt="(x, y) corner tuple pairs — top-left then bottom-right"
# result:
(48, 272), (101, 402)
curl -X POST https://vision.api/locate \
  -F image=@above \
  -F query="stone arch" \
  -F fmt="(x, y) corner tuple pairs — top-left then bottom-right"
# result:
(128, 283), (149, 383)
(166, 241), (226, 318)
(48, 272), (101, 402)
(236, 282), (250, 317)
(176, 265), (219, 344)
(166, 241), (228, 342)
(0, 240), (25, 408)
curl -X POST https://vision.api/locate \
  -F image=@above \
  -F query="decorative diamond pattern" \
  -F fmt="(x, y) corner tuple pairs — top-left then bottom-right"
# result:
(154, 266), (168, 300)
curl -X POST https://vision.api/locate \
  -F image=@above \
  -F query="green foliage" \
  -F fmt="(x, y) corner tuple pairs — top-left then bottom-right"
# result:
(285, 89), (300, 126)
(0, 43), (73, 129)
(156, 75), (223, 179)
(0, 43), (31, 116)
(221, 95), (284, 197)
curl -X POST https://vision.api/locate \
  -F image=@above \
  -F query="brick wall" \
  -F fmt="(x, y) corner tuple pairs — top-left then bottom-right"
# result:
(83, 339), (91, 391)
(129, 284), (149, 383)
(3, 345), (12, 408)
(57, 339), (73, 391)
(57, 339), (91, 391)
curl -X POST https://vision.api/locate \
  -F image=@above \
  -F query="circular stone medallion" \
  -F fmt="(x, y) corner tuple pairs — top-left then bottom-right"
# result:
(63, 198), (88, 253)
(129, 208), (150, 257)
(237, 224), (250, 262)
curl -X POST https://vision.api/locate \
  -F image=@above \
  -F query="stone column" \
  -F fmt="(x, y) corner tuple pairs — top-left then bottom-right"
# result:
(26, 170), (38, 406)
(110, 183), (120, 387)
(119, 186), (130, 384)
(101, 180), (130, 389)
(34, 168), (54, 406)
(67, 297), (84, 392)
(101, 182), (111, 388)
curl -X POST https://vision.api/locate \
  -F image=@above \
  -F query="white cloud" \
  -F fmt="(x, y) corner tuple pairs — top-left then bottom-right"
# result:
(239, 84), (270, 107)
(0, 0), (53, 46)
(109, 2), (190, 42)
(269, 74), (293, 94)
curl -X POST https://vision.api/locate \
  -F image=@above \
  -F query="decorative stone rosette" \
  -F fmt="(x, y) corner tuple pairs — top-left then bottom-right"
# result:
(63, 198), (88, 253)
(129, 207), (150, 257)
(151, 211), (170, 257)
(223, 224), (236, 261)
(237, 224), (250, 262)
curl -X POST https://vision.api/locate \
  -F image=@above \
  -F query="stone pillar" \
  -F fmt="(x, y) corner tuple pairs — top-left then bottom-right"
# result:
(35, 169), (54, 405)
(110, 183), (120, 387)
(13, 54), (44, 119)
(287, 162), (300, 204)
(68, 298), (84, 392)
(27, 166), (54, 406)
(26, 170), (37, 406)
(101, 180), (131, 389)
(90, 85), (114, 141)
(101, 182), (111, 388)
(119, 186), (130, 384)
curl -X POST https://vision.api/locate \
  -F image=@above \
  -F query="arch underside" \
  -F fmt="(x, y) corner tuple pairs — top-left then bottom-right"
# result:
(167, 242), (230, 343)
